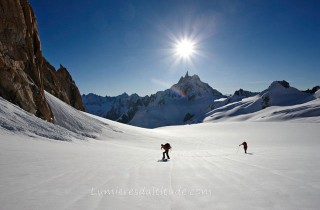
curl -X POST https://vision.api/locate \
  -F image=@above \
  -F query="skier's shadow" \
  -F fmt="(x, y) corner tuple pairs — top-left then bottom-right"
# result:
(246, 152), (254, 155)
(157, 159), (169, 162)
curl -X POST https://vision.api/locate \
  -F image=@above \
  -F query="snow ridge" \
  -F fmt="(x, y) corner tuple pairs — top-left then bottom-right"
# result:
(205, 81), (319, 122)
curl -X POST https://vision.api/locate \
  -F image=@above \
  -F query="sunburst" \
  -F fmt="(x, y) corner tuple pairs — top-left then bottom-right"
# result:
(175, 39), (195, 59)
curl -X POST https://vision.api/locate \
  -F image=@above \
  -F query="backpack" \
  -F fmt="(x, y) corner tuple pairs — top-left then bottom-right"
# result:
(164, 143), (171, 150)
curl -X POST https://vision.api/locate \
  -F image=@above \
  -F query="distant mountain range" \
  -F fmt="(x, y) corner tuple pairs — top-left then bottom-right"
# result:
(83, 72), (225, 128)
(83, 73), (319, 128)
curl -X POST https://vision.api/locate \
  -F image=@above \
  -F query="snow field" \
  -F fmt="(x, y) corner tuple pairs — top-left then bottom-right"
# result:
(1, 93), (320, 209)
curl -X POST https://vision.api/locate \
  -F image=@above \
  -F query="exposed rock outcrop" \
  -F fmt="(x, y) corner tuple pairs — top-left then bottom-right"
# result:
(225, 89), (259, 104)
(0, 0), (84, 122)
(43, 62), (85, 111)
(56, 65), (85, 111)
(277, 80), (290, 88)
(0, 0), (53, 121)
(303, 86), (320, 94)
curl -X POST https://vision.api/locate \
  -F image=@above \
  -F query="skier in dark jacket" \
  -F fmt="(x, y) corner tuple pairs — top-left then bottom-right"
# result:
(161, 143), (171, 160)
(239, 141), (248, 153)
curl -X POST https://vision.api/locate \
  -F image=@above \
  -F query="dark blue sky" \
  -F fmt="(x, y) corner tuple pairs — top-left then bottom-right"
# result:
(30, 0), (320, 96)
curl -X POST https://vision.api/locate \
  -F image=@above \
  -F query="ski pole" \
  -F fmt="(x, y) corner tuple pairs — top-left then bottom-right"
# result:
(236, 146), (240, 153)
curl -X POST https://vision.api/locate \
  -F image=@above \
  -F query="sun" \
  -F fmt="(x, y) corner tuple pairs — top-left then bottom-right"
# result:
(175, 39), (195, 59)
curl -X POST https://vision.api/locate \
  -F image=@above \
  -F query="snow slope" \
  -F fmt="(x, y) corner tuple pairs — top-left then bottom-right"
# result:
(315, 90), (320, 98)
(205, 81), (318, 122)
(204, 97), (320, 123)
(0, 96), (81, 141)
(129, 96), (215, 128)
(46, 92), (105, 138)
(1, 94), (320, 209)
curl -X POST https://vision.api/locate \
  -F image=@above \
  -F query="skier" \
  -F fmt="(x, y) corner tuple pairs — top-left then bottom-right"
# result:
(161, 143), (171, 160)
(239, 141), (248, 153)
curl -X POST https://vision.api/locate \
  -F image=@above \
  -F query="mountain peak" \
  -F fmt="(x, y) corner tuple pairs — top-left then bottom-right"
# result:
(269, 80), (290, 89)
(233, 89), (258, 97)
(172, 73), (222, 99)
(178, 72), (201, 84)
(119, 92), (129, 98)
(277, 80), (290, 88)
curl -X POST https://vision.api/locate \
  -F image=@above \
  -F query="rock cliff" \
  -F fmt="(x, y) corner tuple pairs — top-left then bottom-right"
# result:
(0, 0), (84, 122)
(43, 61), (85, 111)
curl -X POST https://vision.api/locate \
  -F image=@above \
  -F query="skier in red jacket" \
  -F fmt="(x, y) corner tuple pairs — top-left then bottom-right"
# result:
(239, 141), (248, 154)
(161, 143), (171, 160)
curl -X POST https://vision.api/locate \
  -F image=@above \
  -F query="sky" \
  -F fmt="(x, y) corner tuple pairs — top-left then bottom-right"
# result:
(29, 0), (320, 96)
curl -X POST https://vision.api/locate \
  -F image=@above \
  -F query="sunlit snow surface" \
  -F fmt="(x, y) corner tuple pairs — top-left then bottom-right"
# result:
(205, 82), (320, 123)
(1, 93), (320, 209)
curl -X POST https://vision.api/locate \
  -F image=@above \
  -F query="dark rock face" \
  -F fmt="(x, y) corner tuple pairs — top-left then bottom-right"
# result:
(303, 86), (320, 94)
(277, 80), (290, 88)
(234, 89), (258, 97)
(56, 65), (85, 111)
(0, 0), (53, 121)
(43, 62), (85, 111)
(0, 0), (85, 122)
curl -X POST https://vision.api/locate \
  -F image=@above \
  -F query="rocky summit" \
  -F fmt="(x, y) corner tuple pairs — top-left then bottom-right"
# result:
(43, 63), (85, 111)
(172, 72), (222, 100)
(0, 0), (84, 122)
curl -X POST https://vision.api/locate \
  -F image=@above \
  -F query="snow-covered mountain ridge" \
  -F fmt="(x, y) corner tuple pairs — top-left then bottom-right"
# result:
(205, 81), (320, 122)
(83, 72), (224, 128)
(83, 77), (320, 128)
